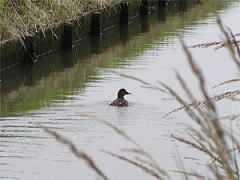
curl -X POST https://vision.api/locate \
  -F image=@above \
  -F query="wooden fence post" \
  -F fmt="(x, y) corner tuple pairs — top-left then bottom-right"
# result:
(91, 12), (101, 37)
(140, 0), (149, 16)
(23, 36), (34, 65)
(62, 22), (73, 49)
(120, 0), (129, 26)
(158, 0), (167, 21)
(179, 0), (188, 11)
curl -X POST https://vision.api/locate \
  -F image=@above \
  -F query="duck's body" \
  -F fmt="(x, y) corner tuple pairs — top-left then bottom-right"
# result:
(110, 88), (131, 107)
(110, 98), (129, 107)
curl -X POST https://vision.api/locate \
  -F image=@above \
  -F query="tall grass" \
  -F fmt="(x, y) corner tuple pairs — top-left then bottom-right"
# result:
(0, 0), (120, 41)
(0, 0), (3, 8)
(108, 19), (240, 179)
(39, 19), (240, 179)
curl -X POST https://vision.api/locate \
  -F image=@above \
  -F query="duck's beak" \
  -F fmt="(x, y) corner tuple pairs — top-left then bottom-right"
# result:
(126, 91), (131, 95)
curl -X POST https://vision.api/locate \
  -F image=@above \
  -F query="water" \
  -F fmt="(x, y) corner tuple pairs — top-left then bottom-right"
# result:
(1, 1), (240, 179)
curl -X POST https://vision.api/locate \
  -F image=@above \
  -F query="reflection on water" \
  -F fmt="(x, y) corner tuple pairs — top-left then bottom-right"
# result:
(1, 1), (239, 180)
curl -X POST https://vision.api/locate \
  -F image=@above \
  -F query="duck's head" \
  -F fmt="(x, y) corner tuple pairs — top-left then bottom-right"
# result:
(118, 88), (131, 99)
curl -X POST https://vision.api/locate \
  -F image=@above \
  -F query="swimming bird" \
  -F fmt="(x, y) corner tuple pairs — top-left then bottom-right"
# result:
(110, 88), (131, 107)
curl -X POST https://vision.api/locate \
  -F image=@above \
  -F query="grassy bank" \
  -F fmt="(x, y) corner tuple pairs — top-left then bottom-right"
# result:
(0, 0), (120, 41)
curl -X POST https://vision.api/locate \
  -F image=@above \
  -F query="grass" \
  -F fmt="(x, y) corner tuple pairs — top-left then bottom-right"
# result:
(109, 19), (240, 178)
(188, 33), (240, 50)
(39, 123), (109, 180)
(0, 0), (3, 8)
(1, 0), (236, 118)
(0, 0), (121, 41)
(39, 18), (240, 179)
(1, 1), (239, 179)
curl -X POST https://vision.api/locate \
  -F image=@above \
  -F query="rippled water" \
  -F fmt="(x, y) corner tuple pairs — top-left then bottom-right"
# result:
(1, 1), (240, 179)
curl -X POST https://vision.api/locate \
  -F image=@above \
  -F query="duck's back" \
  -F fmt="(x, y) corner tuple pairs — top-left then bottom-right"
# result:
(110, 98), (129, 107)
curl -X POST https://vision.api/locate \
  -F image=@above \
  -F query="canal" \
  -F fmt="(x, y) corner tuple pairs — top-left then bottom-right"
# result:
(1, 1), (239, 179)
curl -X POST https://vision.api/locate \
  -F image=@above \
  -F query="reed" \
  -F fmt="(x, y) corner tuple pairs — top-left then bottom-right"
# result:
(212, 79), (240, 89)
(77, 112), (170, 180)
(106, 20), (240, 179)
(38, 19), (239, 179)
(163, 90), (240, 118)
(38, 123), (109, 180)
(188, 33), (240, 50)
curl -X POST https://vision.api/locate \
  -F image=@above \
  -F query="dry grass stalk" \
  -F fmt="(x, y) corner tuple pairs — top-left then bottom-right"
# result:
(219, 114), (240, 121)
(212, 79), (240, 89)
(172, 170), (205, 179)
(189, 41), (223, 48)
(210, 147), (240, 165)
(163, 90), (240, 118)
(77, 112), (139, 147)
(171, 135), (209, 154)
(171, 69), (214, 129)
(188, 33), (240, 50)
(172, 133), (240, 173)
(174, 39), (238, 179)
(225, 96), (240, 102)
(102, 150), (164, 180)
(134, 156), (164, 173)
(174, 70), (196, 102)
(38, 123), (109, 180)
(110, 34), (239, 178)
(158, 80), (222, 167)
(106, 18), (240, 179)
(180, 39), (216, 113)
(180, 39), (238, 179)
(106, 70), (167, 93)
(121, 148), (146, 155)
(159, 81), (205, 126)
(77, 112), (170, 178)
(217, 18), (240, 70)
(120, 148), (166, 171)
(188, 39), (240, 51)
(215, 40), (240, 50)
(227, 29), (240, 59)
(109, 62), (239, 179)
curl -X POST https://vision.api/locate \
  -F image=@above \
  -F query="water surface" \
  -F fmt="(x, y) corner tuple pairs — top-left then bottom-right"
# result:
(1, 1), (240, 179)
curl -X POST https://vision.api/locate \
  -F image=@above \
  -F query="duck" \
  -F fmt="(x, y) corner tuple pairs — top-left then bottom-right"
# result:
(110, 88), (131, 107)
